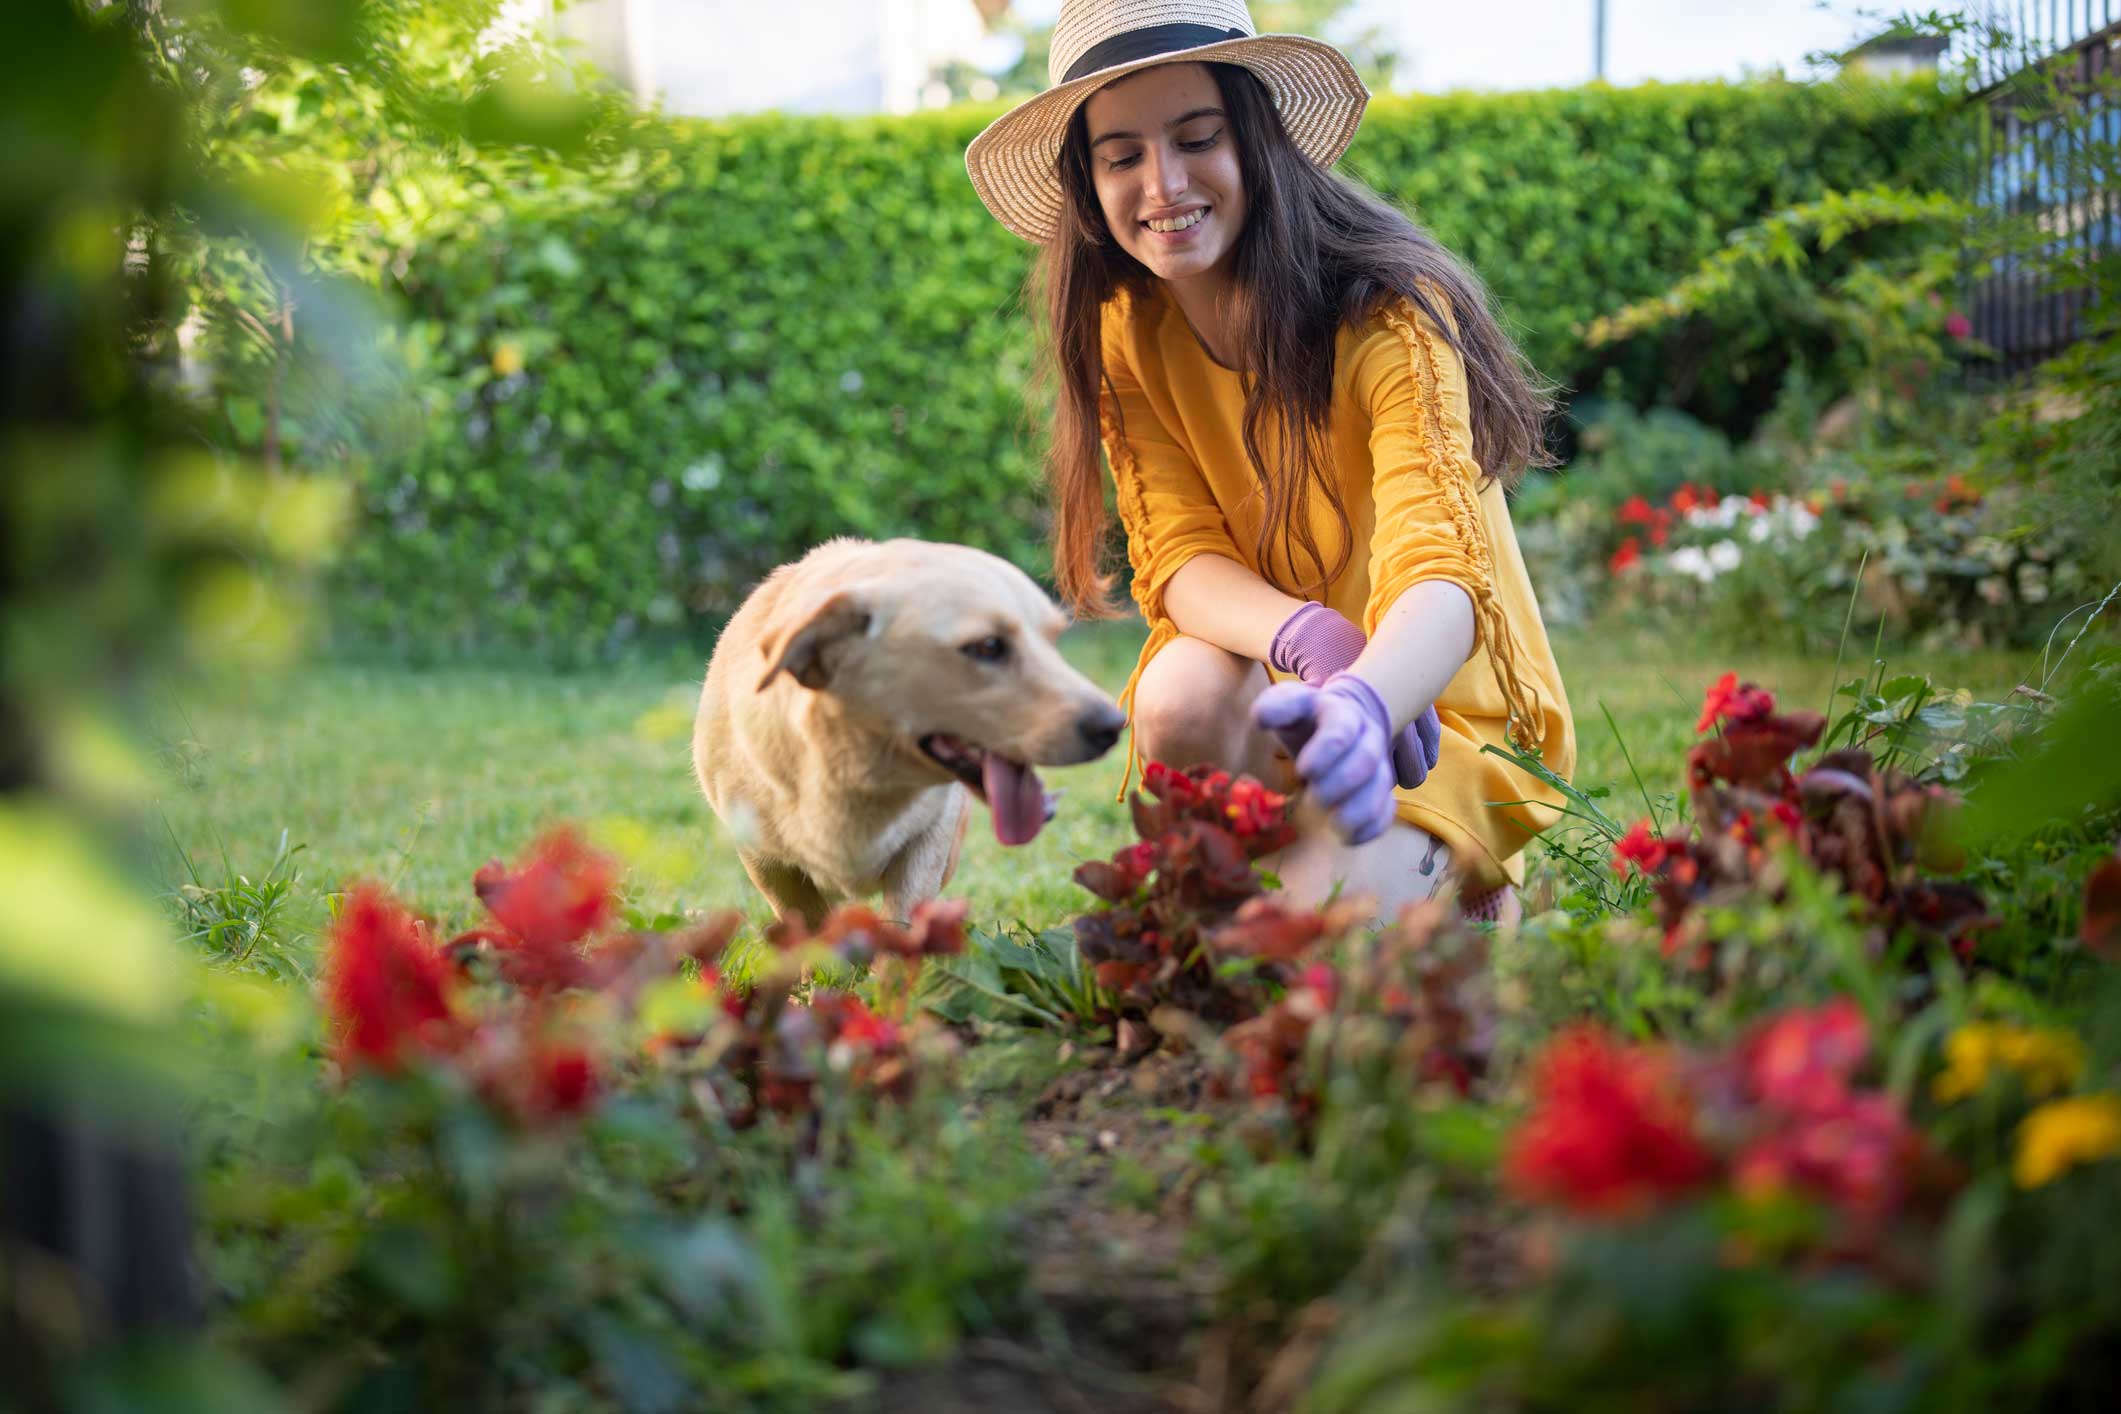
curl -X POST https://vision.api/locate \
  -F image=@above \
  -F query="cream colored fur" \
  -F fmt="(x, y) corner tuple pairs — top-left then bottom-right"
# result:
(693, 538), (1122, 924)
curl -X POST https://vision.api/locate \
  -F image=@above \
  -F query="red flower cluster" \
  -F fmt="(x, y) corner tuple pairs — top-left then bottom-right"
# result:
(1216, 898), (1496, 1129)
(1695, 671), (1778, 735)
(1727, 1001), (1927, 1220)
(1221, 962), (1340, 1106)
(1505, 1027), (1714, 1216)
(1931, 471), (1980, 515)
(326, 874), (616, 1127)
(1670, 483), (1722, 515)
(1506, 1002), (1934, 1229)
(2083, 845), (2121, 960)
(686, 897), (966, 1128)
(463, 826), (621, 993)
(1072, 762), (1302, 1028)
(327, 882), (457, 1071)
(323, 823), (959, 1135)
(1612, 819), (1686, 879)
(1617, 675), (1988, 966)
(1616, 493), (1676, 547)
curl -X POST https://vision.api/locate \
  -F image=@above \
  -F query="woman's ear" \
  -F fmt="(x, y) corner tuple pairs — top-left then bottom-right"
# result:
(757, 589), (874, 691)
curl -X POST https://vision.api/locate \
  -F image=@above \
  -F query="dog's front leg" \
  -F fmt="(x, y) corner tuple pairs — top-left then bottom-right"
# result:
(738, 852), (835, 931)
(880, 789), (971, 922)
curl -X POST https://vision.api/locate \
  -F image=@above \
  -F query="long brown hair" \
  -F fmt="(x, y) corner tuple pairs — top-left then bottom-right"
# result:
(1032, 61), (1556, 618)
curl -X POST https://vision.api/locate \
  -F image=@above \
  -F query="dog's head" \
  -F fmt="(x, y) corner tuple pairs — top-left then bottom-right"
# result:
(756, 542), (1126, 846)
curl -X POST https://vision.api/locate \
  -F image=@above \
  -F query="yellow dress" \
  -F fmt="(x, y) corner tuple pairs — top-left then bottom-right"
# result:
(1101, 282), (1577, 890)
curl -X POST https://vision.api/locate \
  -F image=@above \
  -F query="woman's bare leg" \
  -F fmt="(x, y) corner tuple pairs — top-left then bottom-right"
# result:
(1132, 634), (1283, 782)
(1133, 636), (1456, 923)
(1264, 794), (1455, 918)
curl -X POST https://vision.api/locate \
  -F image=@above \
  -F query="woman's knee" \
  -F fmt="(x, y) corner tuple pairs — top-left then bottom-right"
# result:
(1133, 638), (1262, 770)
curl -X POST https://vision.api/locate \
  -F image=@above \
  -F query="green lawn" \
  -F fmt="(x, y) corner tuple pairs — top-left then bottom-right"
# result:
(149, 620), (2031, 952)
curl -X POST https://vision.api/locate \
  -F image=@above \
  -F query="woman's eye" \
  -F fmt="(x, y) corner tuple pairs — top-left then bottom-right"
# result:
(961, 636), (1010, 663)
(1105, 152), (1140, 172)
(1178, 130), (1222, 152)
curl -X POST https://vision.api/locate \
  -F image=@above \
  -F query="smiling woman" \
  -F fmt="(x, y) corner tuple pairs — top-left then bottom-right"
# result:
(964, 0), (1577, 924)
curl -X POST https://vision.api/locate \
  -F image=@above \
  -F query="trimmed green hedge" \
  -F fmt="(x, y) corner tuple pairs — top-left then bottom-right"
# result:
(335, 78), (1957, 660)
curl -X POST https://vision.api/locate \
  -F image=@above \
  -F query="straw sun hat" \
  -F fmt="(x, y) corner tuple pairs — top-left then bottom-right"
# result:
(965, 0), (1370, 244)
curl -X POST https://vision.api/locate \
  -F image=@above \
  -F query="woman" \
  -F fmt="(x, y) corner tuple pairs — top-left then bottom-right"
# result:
(965, 1), (1575, 923)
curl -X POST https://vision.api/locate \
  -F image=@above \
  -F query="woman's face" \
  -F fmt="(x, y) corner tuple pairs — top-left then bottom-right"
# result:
(1080, 62), (1245, 288)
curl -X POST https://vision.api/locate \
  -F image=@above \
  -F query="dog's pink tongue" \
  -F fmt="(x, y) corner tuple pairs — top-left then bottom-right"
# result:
(982, 753), (1047, 846)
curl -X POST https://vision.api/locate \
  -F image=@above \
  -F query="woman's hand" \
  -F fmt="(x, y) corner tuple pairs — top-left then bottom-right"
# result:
(1270, 602), (1444, 790)
(1251, 674), (1425, 845)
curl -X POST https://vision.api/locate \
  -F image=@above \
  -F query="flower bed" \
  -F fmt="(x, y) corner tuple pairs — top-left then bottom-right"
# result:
(154, 654), (2121, 1411)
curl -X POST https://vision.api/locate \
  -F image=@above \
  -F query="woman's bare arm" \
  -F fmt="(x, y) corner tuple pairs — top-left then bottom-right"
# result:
(1351, 579), (1475, 727)
(1160, 553), (1308, 664)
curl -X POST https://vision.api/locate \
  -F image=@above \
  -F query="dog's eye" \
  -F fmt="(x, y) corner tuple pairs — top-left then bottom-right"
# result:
(961, 635), (1010, 663)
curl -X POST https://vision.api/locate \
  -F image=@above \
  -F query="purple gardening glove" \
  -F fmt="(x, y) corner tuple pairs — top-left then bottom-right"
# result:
(1250, 673), (1400, 845)
(1268, 602), (1444, 790)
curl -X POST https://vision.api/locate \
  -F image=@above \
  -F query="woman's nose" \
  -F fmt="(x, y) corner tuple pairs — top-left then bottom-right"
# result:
(1140, 144), (1185, 206)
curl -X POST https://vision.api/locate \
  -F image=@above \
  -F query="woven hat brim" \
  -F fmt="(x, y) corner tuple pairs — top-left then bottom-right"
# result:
(964, 34), (1369, 245)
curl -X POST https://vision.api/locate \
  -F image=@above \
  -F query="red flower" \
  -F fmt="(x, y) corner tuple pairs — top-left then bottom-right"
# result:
(531, 1044), (598, 1116)
(1696, 672), (1777, 734)
(1294, 962), (1340, 1010)
(1944, 311), (1973, 341)
(822, 995), (901, 1053)
(903, 897), (969, 956)
(1142, 759), (1199, 806)
(1075, 839), (1158, 902)
(327, 882), (455, 1072)
(1749, 491), (1773, 511)
(1733, 1093), (1919, 1217)
(1617, 494), (1655, 525)
(473, 826), (619, 993)
(1224, 777), (1288, 838)
(1611, 818), (1678, 878)
(1648, 508), (1673, 547)
(2082, 847), (2121, 959)
(1672, 484), (1701, 515)
(1505, 1027), (1715, 1216)
(1608, 537), (1642, 574)
(1741, 999), (1869, 1116)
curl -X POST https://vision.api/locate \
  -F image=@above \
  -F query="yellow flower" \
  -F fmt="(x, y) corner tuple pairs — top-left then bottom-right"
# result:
(2015, 1095), (2121, 1188)
(1932, 1023), (2085, 1104)
(491, 339), (525, 378)
(1996, 1027), (2085, 1098)
(1933, 1024), (2001, 1103)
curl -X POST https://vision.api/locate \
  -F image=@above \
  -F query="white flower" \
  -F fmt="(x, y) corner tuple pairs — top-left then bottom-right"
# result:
(1666, 546), (1715, 582)
(1708, 539), (1742, 573)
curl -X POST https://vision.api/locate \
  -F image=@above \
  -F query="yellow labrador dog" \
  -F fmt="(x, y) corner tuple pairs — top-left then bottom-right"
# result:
(693, 538), (1126, 925)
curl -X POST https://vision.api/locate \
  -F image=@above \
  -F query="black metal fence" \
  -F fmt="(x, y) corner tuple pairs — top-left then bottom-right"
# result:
(1960, 3), (2119, 375)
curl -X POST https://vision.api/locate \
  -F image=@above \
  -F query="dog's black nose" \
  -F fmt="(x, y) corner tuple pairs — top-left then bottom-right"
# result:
(1078, 702), (1127, 755)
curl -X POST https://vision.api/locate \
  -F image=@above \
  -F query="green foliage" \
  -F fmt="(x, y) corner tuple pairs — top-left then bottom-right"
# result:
(339, 76), (1955, 659)
(1585, 183), (1972, 422)
(337, 106), (1046, 659)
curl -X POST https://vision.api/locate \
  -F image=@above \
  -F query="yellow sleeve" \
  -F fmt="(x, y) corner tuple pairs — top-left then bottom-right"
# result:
(1359, 301), (1548, 751)
(1099, 315), (1243, 629)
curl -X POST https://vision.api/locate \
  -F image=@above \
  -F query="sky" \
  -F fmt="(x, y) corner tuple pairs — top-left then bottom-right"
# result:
(1011, 1), (1972, 93)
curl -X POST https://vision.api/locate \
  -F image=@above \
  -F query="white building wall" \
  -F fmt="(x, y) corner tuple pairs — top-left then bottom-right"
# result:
(549, 0), (992, 117)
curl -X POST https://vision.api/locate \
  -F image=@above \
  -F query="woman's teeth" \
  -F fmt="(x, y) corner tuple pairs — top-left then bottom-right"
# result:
(1145, 209), (1206, 233)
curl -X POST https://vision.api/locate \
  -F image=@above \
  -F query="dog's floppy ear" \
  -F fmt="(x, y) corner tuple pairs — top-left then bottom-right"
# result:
(758, 589), (872, 691)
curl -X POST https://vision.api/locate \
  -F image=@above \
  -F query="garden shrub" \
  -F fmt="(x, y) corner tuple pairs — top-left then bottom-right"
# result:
(331, 78), (1957, 660)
